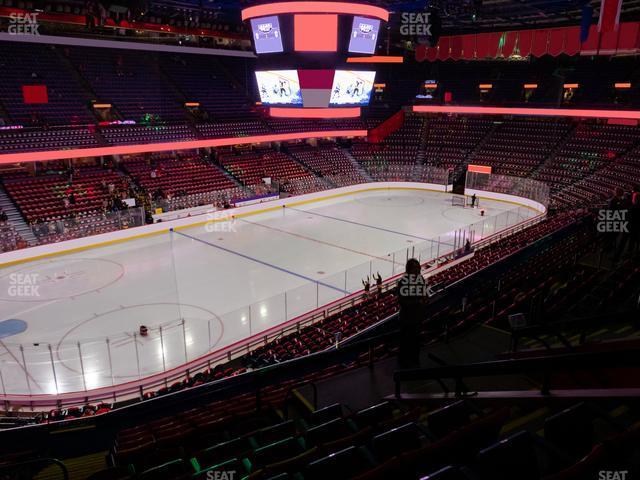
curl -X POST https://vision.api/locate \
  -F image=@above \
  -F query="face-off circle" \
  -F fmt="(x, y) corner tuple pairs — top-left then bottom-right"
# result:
(55, 302), (224, 379)
(0, 258), (125, 302)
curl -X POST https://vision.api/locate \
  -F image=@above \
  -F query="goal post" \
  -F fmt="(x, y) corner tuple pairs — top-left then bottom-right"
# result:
(451, 194), (479, 208)
(452, 195), (466, 207)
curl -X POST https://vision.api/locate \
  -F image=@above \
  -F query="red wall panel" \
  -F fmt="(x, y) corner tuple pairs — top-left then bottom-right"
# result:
(599, 28), (619, 54)
(437, 37), (451, 60)
(414, 22), (640, 62)
(581, 25), (600, 55)
(531, 29), (549, 57)
(462, 34), (476, 59)
(564, 26), (582, 55)
(548, 28), (566, 56)
(617, 22), (640, 53)
(22, 85), (48, 104)
(517, 30), (533, 57)
(368, 109), (404, 143)
(502, 31), (518, 57)
(475, 33), (491, 59)
(449, 36), (463, 60)
(487, 32), (502, 58)
(426, 46), (439, 61)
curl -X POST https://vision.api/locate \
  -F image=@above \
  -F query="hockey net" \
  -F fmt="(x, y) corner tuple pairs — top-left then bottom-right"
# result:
(451, 195), (478, 208)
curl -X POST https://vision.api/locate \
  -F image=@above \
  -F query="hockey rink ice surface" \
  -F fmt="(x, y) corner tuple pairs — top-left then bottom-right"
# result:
(0, 189), (538, 395)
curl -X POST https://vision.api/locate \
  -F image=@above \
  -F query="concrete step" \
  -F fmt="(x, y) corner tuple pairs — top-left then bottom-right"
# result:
(0, 185), (38, 245)
(341, 148), (373, 182)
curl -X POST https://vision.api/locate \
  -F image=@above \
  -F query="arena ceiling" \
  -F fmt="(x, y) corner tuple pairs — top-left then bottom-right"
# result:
(149, 0), (640, 34)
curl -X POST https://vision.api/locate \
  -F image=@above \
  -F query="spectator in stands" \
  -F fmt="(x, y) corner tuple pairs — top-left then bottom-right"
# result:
(85, 0), (102, 31)
(362, 276), (371, 294)
(153, 188), (165, 201)
(67, 165), (76, 182)
(29, 112), (43, 128)
(0, 208), (7, 225)
(614, 188), (634, 263)
(464, 239), (472, 254)
(396, 258), (427, 368)
(544, 273), (569, 311)
(112, 195), (125, 212)
(606, 187), (626, 260)
(374, 272), (383, 290)
(609, 187), (626, 210)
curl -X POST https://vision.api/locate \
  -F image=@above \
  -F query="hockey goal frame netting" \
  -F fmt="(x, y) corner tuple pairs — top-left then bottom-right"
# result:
(451, 195), (479, 208)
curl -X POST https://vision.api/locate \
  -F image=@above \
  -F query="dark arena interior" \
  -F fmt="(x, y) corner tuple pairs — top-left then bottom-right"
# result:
(1, 0), (640, 479)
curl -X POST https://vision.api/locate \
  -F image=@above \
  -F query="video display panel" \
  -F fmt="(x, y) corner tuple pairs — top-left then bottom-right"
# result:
(255, 70), (303, 105)
(250, 15), (283, 54)
(329, 70), (376, 106)
(348, 16), (381, 54)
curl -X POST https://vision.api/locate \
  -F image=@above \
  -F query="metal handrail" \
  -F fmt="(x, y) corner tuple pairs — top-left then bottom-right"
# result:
(0, 457), (69, 480)
(394, 347), (640, 397)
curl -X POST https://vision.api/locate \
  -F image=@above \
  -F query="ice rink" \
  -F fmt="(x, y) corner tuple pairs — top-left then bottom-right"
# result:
(0, 188), (537, 395)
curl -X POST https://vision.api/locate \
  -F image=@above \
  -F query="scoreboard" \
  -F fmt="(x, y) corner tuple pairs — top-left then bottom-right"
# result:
(241, 1), (390, 118)
(255, 69), (375, 108)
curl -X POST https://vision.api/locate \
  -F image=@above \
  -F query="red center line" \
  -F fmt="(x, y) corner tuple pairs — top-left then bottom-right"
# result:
(237, 218), (404, 266)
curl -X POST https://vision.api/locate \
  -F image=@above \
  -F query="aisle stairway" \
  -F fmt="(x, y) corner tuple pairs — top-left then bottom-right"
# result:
(529, 122), (578, 179)
(341, 148), (373, 182)
(454, 122), (498, 182)
(0, 185), (37, 245)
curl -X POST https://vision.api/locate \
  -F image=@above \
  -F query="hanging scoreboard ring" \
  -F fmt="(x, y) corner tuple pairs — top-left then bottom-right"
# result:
(243, 1), (391, 118)
(241, 2), (389, 22)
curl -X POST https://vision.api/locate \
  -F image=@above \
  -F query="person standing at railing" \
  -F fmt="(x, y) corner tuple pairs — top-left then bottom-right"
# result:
(612, 187), (634, 264)
(606, 187), (626, 262)
(362, 276), (371, 295)
(396, 258), (428, 368)
(374, 272), (383, 291)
